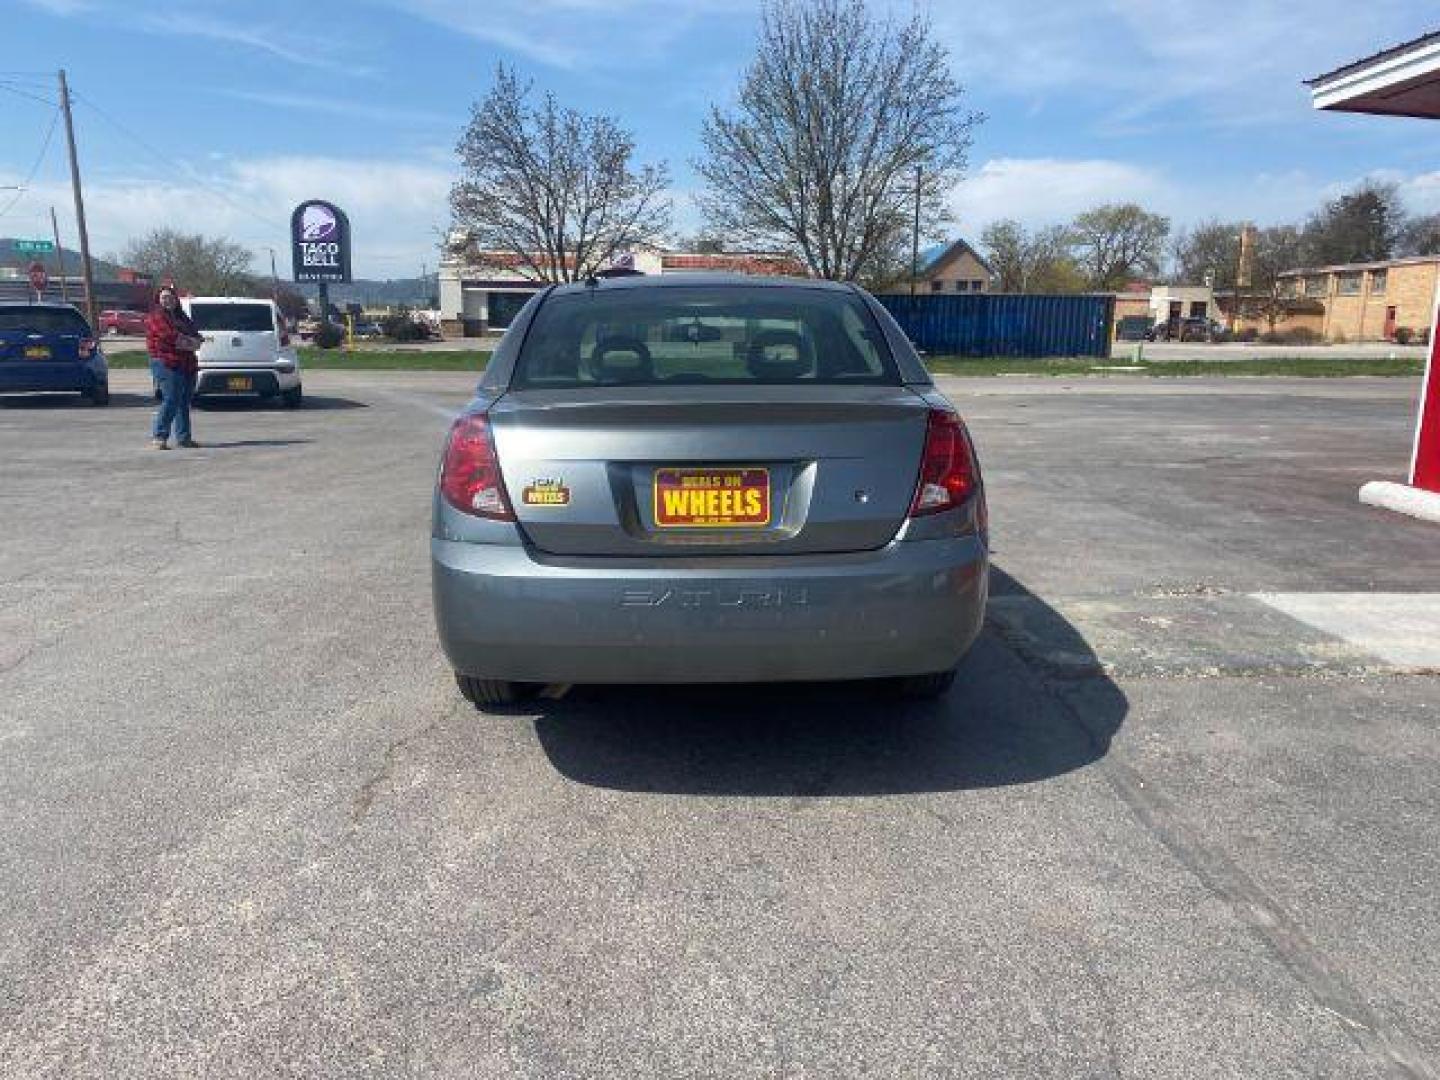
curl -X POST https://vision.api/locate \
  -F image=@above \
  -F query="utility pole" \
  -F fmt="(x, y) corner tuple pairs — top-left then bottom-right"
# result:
(57, 70), (96, 330)
(50, 206), (70, 304)
(909, 164), (922, 300)
(267, 247), (280, 299)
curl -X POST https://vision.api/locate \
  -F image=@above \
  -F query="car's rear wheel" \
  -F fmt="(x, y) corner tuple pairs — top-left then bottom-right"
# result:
(455, 673), (538, 709)
(88, 383), (109, 406)
(281, 385), (303, 408)
(895, 668), (956, 700)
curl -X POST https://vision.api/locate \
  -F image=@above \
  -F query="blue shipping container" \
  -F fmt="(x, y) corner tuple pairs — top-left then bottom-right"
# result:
(876, 293), (1115, 358)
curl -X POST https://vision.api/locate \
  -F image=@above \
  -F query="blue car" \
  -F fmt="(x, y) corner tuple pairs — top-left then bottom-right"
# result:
(0, 302), (109, 405)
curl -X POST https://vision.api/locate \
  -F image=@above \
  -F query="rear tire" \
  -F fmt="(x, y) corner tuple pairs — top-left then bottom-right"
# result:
(88, 383), (109, 406)
(455, 673), (537, 709)
(895, 668), (956, 700)
(282, 386), (303, 408)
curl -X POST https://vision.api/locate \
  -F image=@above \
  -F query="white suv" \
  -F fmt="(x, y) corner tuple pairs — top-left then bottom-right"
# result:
(183, 297), (303, 407)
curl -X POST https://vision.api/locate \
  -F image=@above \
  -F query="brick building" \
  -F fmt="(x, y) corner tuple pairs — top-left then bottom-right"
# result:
(1276, 256), (1439, 342)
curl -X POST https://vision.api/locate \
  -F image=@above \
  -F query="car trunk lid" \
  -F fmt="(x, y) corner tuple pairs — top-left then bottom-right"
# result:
(489, 385), (929, 556)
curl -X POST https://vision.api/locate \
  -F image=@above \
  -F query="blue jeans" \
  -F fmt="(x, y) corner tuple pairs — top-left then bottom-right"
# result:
(151, 359), (194, 442)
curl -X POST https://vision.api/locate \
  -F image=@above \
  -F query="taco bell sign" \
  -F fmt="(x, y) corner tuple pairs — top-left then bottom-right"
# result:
(291, 199), (352, 284)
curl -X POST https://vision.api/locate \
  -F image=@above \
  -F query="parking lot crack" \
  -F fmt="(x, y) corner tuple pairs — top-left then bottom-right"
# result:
(351, 716), (446, 824)
(993, 620), (1439, 1080)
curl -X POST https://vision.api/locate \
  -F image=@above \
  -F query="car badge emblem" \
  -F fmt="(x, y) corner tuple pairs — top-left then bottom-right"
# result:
(522, 478), (570, 506)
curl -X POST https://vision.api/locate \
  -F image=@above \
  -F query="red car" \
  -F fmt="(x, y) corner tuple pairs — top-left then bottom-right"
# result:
(99, 309), (147, 336)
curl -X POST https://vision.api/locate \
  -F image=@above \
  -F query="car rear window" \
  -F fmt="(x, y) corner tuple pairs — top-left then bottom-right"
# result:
(188, 303), (275, 332)
(0, 307), (91, 335)
(512, 285), (898, 388)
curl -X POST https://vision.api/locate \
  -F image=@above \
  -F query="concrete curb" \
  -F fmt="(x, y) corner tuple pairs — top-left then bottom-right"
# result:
(1358, 480), (1440, 524)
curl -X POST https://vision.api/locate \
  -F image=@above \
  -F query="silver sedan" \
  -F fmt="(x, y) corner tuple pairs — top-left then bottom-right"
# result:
(431, 274), (988, 705)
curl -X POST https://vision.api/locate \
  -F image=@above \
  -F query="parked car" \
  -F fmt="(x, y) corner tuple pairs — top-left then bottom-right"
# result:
(180, 297), (302, 407)
(1148, 317), (1227, 343)
(0, 301), (108, 405)
(1115, 315), (1154, 342)
(352, 320), (384, 340)
(99, 308), (147, 336)
(431, 275), (989, 706)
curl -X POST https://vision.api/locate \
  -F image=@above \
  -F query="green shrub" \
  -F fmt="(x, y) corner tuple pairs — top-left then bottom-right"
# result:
(380, 306), (431, 342)
(312, 321), (344, 349)
(1259, 326), (1322, 345)
(1393, 326), (1413, 345)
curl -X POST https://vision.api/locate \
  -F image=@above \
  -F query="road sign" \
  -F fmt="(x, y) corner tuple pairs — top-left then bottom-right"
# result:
(28, 261), (48, 293)
(15, 239), (55, 254)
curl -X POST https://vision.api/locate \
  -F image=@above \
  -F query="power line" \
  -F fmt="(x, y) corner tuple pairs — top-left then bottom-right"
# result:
(71, 91), (282, 233)
(0, 81), (57, 107)
(0, 105), (61, 220)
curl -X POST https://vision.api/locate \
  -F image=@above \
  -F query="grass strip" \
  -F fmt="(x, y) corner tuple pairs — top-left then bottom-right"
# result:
(923, 356), (1425, 378)
(104, 349), (1421, 378)
(106, 348), (493, 372)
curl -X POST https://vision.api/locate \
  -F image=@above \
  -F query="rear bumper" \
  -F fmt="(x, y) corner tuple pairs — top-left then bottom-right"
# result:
(0, 362), (102, 394)
(432, 535), (988, 684)
(194, 367), (300, 396)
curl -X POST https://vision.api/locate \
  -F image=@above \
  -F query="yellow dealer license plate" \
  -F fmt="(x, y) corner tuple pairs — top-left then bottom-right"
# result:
(227, 376), (253, 391)
(654, 467), (770, 528)
(23, 346), (51, 359)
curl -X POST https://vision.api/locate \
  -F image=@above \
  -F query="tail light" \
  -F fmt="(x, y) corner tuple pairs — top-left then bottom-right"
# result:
(440, 413), (514, 520)
(78, 337), (97, 359)
(909, 408), (978, 517)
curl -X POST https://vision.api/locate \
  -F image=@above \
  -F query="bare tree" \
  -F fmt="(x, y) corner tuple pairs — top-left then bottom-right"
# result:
(118, 228), (253, 295)
(695, 0), (981, 282)
(1171, 219), (1243, 287)
(980, 219), (1084, 293)
(1069, 203), (1170, 290)
(451, 66), (670, 283)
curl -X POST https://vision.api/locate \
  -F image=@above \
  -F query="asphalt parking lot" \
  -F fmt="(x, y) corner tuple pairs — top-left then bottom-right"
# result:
(3, 370), (1439, 1078)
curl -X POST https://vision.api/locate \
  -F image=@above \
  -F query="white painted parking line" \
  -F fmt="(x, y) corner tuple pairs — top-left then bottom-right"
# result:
(1251, 594), (1440, 670)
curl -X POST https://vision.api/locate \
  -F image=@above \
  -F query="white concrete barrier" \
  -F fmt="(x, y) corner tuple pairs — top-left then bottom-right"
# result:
(1358, 480), (1440, 524)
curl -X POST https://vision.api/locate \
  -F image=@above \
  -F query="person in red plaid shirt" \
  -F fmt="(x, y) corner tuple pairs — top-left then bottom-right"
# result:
(146, 286), (204, 449)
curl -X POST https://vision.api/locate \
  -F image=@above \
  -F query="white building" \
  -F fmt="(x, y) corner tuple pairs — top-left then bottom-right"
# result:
(437, 232), (806, 336)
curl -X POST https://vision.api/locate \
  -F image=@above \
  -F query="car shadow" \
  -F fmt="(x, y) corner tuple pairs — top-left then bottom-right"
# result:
(1, 392), (151, 410)
(529, 566), (1125, 796)
(194, 438), (314, 449)
(194, 395), (368, 411)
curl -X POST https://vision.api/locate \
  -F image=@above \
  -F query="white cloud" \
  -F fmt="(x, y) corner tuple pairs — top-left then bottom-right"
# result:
(952, 158), (1170, 231)
(949, 158), (1440, 242)
(215, 89), (450, 128)
(1, 155), (455, 278)
(133, 12), (371, 76)
(924, 0), (1425, 133)
(375, 0), (741, 69)
(19, 0), (91, 13)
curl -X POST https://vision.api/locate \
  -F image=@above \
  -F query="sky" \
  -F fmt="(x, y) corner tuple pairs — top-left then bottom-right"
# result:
(3, 0), (1438, 279)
